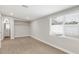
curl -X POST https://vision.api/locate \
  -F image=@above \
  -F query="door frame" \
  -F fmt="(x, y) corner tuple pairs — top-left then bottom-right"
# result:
(1, 16), (15, 40)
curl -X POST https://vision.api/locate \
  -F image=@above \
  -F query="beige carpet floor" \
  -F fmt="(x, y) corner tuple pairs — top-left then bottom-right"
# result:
(0, 36), (66, 54)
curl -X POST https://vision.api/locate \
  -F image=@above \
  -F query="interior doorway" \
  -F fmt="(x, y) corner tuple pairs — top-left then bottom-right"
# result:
(3, 18), (11, 40)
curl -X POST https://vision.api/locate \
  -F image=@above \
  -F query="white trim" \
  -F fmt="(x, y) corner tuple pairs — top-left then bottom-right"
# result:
(0, 38), (1, 48)
(30, 35), (74, 54)
(63, 36), (79, 41)
(15, 35), (30, 38)
(0, 39), (1, 48)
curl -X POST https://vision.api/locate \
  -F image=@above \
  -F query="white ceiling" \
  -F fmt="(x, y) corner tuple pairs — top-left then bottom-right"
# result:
(0, 5), (76, 21)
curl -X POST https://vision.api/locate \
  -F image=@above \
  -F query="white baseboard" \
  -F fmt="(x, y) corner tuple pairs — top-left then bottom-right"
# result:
(64, 36), (79, 41)
(30, 35), (74, 54)
(1, 35), (74, 53)
(15, 35), (30, 38)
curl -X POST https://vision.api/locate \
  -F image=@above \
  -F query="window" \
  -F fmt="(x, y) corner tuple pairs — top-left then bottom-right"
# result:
(50, 13), (79, 39)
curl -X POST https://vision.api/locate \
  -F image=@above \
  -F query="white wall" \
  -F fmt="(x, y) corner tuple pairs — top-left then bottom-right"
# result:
(0, 6), (79, 53)
(31, 6), (79, 54)
(64, 25), (79, 37)
(1, 16), (30, 39)
(0, 15), (1, 48)
(14, 20), (30, 37)
(50, 7), (79, 54)
(10, 17), (15, 39)
(31, 17), (50, 42)
(0, 16), (2, 40)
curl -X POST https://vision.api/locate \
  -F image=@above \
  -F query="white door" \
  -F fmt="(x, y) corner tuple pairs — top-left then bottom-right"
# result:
(0, 16), (2, 40)
(0, 15), (2, 48)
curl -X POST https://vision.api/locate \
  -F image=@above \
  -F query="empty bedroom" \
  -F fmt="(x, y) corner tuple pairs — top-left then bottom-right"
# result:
(0, 5), (79, 54)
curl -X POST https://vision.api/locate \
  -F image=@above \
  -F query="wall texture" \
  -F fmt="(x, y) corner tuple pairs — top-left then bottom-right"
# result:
(31, 17), (50, 43)
(14, 20), (30, 37)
